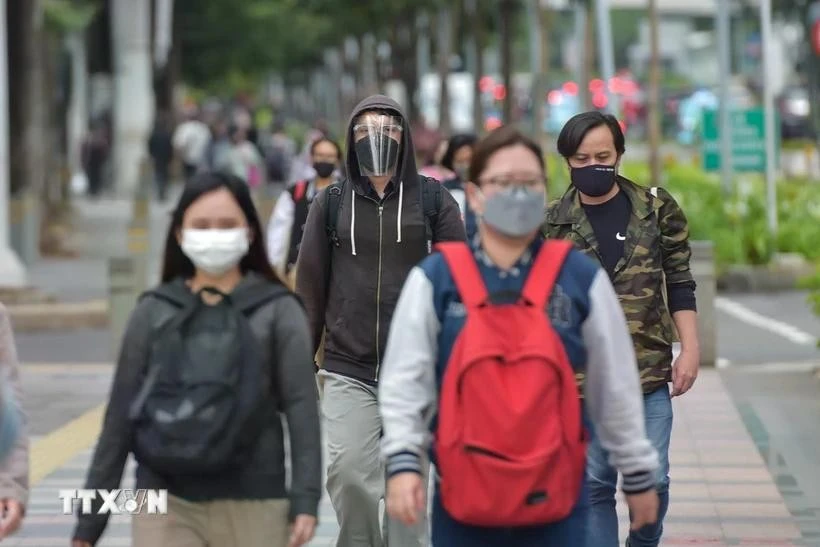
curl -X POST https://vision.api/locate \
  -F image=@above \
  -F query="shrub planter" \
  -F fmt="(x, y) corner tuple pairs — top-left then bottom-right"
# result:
(717, 254), (816, 293)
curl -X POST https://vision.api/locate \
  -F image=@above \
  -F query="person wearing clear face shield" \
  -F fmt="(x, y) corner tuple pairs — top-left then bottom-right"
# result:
(295, 95), (466, 547)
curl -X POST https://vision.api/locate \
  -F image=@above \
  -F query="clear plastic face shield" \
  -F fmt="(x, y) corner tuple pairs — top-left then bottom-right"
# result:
(352, 113), (403, 177)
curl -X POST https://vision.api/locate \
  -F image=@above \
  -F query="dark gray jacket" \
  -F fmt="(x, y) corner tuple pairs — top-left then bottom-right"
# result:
(74, 274), (321, 545)
(295, 95), (466, 384)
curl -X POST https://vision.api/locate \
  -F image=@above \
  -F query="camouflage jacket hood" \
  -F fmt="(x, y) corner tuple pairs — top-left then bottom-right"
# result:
(545, 175), (695, 393)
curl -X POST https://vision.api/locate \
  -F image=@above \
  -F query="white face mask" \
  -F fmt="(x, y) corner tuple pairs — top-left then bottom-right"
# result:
(180, 228), (250, 276)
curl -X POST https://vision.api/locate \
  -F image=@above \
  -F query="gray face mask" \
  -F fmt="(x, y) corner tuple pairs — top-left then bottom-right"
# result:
(481, 186), (546, 238)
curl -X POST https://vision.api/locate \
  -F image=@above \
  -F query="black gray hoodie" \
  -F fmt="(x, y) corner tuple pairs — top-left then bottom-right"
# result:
(295, 95), (466, 384)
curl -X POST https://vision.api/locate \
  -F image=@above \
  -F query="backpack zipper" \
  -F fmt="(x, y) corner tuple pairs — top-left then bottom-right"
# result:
(375, 204), (384, 381)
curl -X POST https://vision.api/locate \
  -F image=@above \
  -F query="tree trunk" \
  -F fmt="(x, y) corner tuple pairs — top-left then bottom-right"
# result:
(392, 19), (419, 125)
(7, 0), (46, 197)
(41, 32), (62, 207)
(153, 0), (179, 114)
(499, 0), (515, 124)
(647, 0), (662, 184)
(436, 5), (453, 134)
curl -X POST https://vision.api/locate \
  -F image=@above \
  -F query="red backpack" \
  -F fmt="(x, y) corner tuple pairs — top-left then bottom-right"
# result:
(434, 240), (587, 527)
(291, 179), (308, 202)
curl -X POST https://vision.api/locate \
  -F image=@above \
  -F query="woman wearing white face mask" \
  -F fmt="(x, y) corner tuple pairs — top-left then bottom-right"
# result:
(73, 172), (321, 547)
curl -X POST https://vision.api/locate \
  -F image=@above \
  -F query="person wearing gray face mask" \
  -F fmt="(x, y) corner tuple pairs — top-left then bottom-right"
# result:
(479, 185), (546, 238)
(380, 125), (659, 546)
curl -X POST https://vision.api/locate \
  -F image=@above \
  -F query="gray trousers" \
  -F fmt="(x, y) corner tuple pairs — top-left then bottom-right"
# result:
(321, 371), (429, 547)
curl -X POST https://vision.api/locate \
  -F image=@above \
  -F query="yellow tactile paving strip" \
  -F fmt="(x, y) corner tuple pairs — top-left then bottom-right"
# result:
(30, 403), (106, 486)
(24, 363), (113, 486)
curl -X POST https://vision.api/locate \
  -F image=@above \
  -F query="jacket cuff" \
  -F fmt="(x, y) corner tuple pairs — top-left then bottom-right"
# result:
(386, 451), (422, 479)
(289, 493), (320, 520)
(73, 518), (105, 546)
(621, 470), (657, 494)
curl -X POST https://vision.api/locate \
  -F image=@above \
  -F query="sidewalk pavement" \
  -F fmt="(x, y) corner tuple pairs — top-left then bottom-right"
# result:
(11, 367), (816, 546)
(6, 187), (284, 332)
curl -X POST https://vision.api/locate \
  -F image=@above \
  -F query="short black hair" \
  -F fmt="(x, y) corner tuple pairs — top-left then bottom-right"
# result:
(469, 126), (545, 185)
(556, 111), (625, 159)
(441, 133), (478, 170)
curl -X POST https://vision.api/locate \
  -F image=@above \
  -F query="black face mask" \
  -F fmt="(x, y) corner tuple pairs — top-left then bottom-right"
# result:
(313, 161), (336, 179)
(570, 165), (617, 197)
(354, 136), (400, 176)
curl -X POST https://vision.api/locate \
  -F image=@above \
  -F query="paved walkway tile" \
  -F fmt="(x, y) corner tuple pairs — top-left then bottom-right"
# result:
(12, 369), (815, 546)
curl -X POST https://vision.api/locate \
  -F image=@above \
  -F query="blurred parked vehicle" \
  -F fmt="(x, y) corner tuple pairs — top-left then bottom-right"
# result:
(778, 86), (814, 140)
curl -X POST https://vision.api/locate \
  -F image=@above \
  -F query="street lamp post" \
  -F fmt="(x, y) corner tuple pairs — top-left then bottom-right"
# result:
(760, 0), (777, 240)
(716, 0), (734, 196)
(594, 0), (617, 114)
(0, 0), (28, 288)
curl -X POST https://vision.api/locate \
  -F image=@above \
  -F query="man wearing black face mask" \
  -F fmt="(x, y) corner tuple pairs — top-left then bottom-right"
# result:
(295, 96), (466, 547)
(546, 111), (699, 547)
(266, 137), (342, 282)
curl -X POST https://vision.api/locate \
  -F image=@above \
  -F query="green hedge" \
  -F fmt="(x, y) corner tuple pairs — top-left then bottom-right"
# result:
(545, 156), (820, 269)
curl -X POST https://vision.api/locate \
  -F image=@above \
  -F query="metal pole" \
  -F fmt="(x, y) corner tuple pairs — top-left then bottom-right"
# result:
(574, 3), (586, 86)
(760, 0), (777, 240)
(417, 12), (431, 84)
(0, 0), (27, 287)
(0, 0), (11, 251)
(716, 0), (734, 195)
(594, 0), (618, 114)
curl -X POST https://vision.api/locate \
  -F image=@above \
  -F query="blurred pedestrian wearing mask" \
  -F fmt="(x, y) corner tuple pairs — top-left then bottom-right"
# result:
(546, 111), (699, 547)
(267, 137), (343, 286)
(439, 133), (478, 239)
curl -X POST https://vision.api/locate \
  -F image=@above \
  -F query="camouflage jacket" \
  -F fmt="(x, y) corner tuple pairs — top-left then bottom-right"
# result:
(545, 176), (694, 394)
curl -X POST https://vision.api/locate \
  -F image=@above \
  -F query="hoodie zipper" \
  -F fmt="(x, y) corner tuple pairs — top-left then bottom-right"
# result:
(375, 204), (384, 380)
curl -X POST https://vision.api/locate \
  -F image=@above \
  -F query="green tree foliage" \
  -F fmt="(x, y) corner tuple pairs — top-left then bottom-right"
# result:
(42, 0), (100, 34)
(175, 0), (442, 93)
(175, 0), (332, 91)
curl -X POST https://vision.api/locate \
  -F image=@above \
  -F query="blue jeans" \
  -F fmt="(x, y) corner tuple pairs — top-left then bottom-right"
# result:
(586, 384), (672, 547)
(431, 477), (590, 546)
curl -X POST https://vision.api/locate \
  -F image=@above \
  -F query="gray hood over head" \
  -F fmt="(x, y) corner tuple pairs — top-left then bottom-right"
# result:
(344, 95), (418, 191)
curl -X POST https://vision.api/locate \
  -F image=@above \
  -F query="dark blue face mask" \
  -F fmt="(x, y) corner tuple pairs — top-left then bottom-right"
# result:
(570, 165), (617, 197)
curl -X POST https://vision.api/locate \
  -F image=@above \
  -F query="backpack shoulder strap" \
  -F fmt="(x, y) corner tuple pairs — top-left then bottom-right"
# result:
(232, 283), (294, 315)
(420, 176), (443, 246)
(435, 242), (488, 309)
(324, 180), (346, 248)
(521, 240), (573, 309)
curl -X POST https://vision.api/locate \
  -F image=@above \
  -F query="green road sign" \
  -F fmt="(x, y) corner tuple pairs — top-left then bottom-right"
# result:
(701, 108), (779, 172)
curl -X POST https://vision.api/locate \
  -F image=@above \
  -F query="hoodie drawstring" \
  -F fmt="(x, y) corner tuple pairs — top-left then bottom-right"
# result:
(396, 181), (404, 243)
(350, 180), (404, 254)
(350, 185), (357, 256)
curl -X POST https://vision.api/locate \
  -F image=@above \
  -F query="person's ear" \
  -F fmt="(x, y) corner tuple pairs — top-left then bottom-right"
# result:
(465, 182), (485, 215)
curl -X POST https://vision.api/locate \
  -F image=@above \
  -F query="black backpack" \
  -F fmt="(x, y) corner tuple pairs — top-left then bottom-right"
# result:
(129, 282), (290, 476)
(325, 175), (443, 254)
